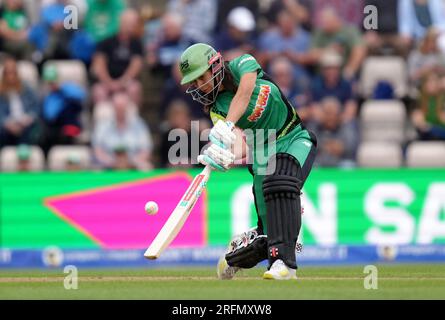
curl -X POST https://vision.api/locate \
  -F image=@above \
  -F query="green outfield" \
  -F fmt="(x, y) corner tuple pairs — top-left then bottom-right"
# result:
(1, 264), (444, 299)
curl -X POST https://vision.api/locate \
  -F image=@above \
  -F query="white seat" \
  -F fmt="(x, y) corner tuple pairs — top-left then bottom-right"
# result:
(0, 146), (45, 172)
(357, 142), (403, 168)
(406, 141), (445, 167)
(360, 56), (408, 98)
(47, 145), (91, 171)
(361, 100), (406, 143)
(18, 61), (39, 90)
(42, 60), (88, 88)
(23, 0), (42, 25)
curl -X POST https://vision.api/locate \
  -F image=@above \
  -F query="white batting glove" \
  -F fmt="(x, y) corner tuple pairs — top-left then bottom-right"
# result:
(198, 143), (235, 172)
(209, 120), (236, 150)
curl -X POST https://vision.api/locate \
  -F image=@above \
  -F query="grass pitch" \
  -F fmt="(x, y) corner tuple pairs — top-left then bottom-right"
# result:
(0, 264), (444, 300)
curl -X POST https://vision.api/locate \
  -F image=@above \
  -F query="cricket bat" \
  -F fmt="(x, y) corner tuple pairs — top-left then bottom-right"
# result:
(144, 165), (211, 259)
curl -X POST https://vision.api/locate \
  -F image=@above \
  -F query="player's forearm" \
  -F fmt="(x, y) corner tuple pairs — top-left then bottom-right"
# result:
(226, 72), (257, 124)
(226, 93), (251, 124)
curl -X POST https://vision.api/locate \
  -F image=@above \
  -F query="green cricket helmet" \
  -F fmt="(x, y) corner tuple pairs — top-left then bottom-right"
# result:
(179, 43), (224, 106)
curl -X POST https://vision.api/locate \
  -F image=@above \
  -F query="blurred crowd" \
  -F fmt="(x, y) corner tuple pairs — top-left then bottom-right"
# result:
(1, 0), (445, 172)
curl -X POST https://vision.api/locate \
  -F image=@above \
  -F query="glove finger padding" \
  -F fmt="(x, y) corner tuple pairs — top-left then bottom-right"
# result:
(210, 120), (236, 149)
(205, 144), (235, 167)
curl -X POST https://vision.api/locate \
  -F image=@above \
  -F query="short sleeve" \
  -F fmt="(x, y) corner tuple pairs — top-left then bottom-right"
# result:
(229, 54), (262, 82)
(96, 38), (111, 55)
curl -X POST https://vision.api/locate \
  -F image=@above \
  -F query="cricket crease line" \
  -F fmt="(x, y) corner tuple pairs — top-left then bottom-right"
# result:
(1, 276), (445, 283)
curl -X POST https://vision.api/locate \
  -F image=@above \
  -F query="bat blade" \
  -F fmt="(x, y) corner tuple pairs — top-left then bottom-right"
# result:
(144, 166), (211, 259)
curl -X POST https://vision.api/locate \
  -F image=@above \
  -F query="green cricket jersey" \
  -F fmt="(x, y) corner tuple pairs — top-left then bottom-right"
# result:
(208, 55), (316, 232)
(209, 54), (304, 149)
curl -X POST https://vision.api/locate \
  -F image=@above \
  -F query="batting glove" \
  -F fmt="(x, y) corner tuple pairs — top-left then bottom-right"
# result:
(209, 120), (236, 150)
(198, 143), (235, 172)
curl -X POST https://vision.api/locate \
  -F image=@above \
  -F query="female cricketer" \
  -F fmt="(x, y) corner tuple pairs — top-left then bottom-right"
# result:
(179, 43), (317, 280)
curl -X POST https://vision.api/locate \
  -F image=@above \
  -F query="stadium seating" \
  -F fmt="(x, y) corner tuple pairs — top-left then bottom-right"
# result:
(18, 61), (40, 90)
(360, 100), (407, 144)
(42, 60), (88, 89)
(357, 142), (403, 168)
(23, 0), (41, 25)
(47, 145), (92, 171)
(359, 56), (408, 98)
(0, 146), (45, 172)
(406, 141), (445, 167)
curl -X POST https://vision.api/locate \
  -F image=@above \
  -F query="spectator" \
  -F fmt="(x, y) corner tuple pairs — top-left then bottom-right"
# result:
(159, 99), (207, 168)
(408, 28), (445, 87)
(84, 0), (126, 43)
(146, 13), (187, 77)
(310, 51), (358, 124)
(40, 64), (86, 154)
(411, 71), (445, 140)
(257, 9), (311, 81)
(398, 0), (445, 45)
(309, 7), (367, 80)
(215, 0), (259, 33)
(28, 0), (95, 65)
(91, 9), (143, 105)
(264, 0), (311, 31)
(364, 0), (410, 56)
(0, 57), (40, 147)
(310, 0), (365, 29)
(269, 56), (310, 121)
(309, 97), (359, 167)
(92, 92), (153, 170)
(167, 0), (217, 45)
(0, 0), (31, 59)
(214, 7), (256, 56)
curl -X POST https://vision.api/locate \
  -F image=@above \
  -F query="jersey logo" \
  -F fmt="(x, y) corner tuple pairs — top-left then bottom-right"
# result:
(247, 85), (271, 122)
(238, 56), (255, 68)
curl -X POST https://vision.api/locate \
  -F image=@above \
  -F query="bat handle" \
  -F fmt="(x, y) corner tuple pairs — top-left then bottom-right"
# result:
(203, 165), (211, 175)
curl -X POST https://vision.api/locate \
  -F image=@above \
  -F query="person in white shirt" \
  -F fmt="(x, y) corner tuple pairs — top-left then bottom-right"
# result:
(92, 91), (153, 170)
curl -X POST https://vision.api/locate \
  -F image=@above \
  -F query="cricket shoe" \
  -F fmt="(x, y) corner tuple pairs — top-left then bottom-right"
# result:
(263, 259), (297, 280)
(216, 256), (240, 280)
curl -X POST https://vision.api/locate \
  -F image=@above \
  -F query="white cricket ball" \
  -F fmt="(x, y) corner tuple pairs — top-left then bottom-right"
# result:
(145, 201), (158, 215)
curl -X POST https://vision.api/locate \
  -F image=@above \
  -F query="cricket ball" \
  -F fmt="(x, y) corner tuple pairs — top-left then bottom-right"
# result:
(145, 201), (159, 215)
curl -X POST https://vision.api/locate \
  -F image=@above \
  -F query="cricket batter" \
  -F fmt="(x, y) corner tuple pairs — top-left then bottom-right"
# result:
(179, 43), (317, 280)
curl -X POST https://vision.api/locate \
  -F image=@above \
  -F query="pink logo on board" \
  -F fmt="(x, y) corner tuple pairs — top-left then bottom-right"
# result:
(44, 172), (207, 249)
